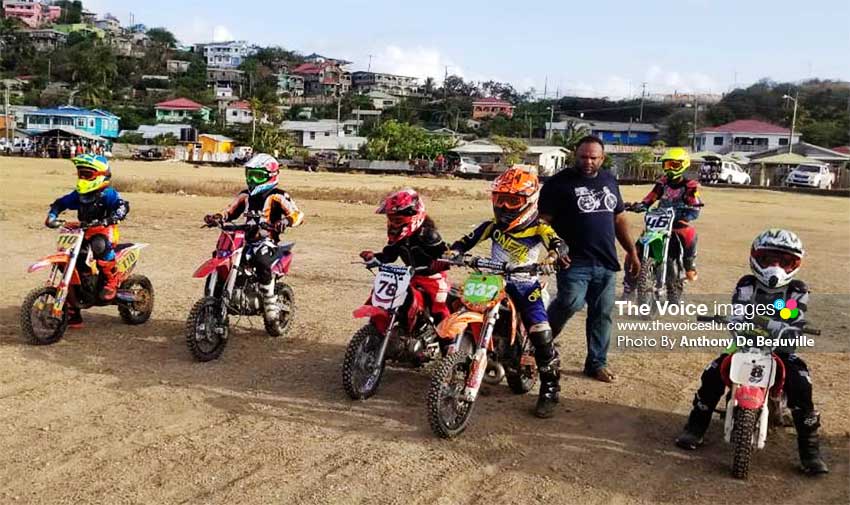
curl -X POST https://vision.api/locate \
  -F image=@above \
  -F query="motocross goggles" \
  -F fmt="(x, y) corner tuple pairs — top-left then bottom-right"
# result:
(245, 167), (271, 185)
(492, 192), (526, 210)
(76, 167), (108, 180)
(752, 249), (801, 273)
(662, 159), (684, 170)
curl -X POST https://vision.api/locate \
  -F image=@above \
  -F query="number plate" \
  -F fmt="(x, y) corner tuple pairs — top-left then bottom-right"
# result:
(462, 274), (504, 305)
(371, 265), (412, 309)
(56, 232), (80, 252)
(644, 208), (673, 231)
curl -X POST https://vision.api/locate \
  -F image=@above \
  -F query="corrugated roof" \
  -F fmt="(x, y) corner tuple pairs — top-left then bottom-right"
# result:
(698, 119), (790, 135)
(473, 97), (514, 107)
(156, 98), (208, 110)
(31, 126), (105, 142)
(749, 152), (814, 165)
(199, 134), (234, 143)
(27, 106), (118, 118)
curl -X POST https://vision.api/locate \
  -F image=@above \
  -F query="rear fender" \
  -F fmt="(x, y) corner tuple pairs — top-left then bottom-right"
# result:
(115, 243), (148, 276)
(28, 253), (69, 273)
(437, 310), (484, 340)
(352, 305), (390, 334)
(271, 252), (293, 275)
(735, 385), (767, 410)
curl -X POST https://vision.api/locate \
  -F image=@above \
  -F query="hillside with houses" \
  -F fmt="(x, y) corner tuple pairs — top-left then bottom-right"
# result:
(1, 0), (848, 182)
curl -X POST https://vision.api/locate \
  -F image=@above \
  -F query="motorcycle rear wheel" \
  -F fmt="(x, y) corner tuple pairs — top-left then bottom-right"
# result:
(427, 351), (476, 439)
(264, 282), (295, 337)
(118, 274), (154, 325)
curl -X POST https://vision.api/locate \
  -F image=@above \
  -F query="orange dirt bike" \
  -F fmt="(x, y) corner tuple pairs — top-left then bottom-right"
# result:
(427, 254), (547, 438)
(20, 219), (153, 345)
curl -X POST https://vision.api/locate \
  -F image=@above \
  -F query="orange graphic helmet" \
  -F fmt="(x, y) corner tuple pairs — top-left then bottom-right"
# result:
(491, 166), (540, 231)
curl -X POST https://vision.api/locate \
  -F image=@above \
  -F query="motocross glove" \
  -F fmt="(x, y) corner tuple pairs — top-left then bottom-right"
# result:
(359, 250), (375, 262)
(204, 213), (223, 226)
(45, 214), (60, 228)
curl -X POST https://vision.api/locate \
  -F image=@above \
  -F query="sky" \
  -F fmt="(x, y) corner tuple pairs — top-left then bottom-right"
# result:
(85, 0), (850, 99)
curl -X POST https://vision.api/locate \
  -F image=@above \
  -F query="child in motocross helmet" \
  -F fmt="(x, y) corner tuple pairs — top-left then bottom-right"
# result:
(360, 189), (450, 322)
(447, 166), (567, 419)
(45, 154), (130, 327)
(675, 229), (828, 475)
(204, 153), (303, 322)
(623, 147), (703, 295)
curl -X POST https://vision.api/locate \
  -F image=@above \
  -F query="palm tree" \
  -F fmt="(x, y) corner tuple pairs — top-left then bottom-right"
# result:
(423, 77), (435, 97)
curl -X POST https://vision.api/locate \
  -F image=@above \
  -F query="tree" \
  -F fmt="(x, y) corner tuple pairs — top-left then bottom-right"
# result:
(54, 1), (83, 24)
(119, 132), (145, 144)
(146, 28), (177, 48)
(663, 110), (693, 147)
(363, 119), (456, 161)
(153, 133), (177, 146)
(253, 123), (295, 156)
(491, 135), (527, 165)
(423, 77), (436, 97)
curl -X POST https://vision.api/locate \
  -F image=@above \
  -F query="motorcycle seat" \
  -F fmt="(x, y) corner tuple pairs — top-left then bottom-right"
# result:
(277, 242), (295, 255)
(114, 243), (135, 252)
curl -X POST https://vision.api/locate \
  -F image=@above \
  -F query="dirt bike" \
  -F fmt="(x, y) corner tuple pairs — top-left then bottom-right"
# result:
(20, 219), (153, 345)
(627, 203), (698, 311)
(186, 212), (295, 362)
(342, 260), (454, 400)
(696, 314), (820, 479)
(426, 255), (546, 439)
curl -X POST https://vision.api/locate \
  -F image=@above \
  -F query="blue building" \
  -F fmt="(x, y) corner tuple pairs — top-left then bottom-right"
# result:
(23, 106), (120, 139)
(546, 117), (660, 146)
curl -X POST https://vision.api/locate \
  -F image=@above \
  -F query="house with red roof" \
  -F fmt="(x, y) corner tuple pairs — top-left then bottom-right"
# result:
(225, 100), (254, 125)
(155, 98), (211, 123)
(694, 119), (800, 154)
(472, 97), (515, 120)
(291, 61), (350, 96)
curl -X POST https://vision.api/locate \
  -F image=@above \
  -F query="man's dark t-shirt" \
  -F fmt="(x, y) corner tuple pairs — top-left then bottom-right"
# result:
(539, 168), (624, 271)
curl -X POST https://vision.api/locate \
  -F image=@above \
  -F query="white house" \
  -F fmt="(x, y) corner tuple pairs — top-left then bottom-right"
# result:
(196, 41), (254, 69)
(694, 119), (801, 154)
(367, 91), (400, 110)
(524, 146), (570, 176)
(225, 101), (253, 125)
(280, 119), (341, 147)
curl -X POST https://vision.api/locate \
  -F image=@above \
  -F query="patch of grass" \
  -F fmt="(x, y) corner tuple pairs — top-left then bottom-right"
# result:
(113, 177), (488, 204)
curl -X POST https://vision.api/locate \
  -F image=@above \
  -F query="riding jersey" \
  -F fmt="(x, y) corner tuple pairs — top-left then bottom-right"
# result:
(727, 275), (809, 354)
(641, 176), (702, 223)
(48, 187), (129, 224)
(221, 187), (303, 242)
(374, 223), (448, 276)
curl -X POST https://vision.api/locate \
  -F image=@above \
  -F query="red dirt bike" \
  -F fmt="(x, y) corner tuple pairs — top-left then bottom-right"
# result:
(427, 255), (547, 438)
(341, 260), (455, 400)
(185, 212), (295, 362)
(697, 315), (820, 479)
(20, 219), (154, 345)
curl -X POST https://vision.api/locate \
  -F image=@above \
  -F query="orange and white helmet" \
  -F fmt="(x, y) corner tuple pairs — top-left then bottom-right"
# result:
(491, 166), (540, 232)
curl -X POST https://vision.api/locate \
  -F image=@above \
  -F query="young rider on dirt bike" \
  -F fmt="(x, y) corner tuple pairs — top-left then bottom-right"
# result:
(359, 189), (450, 322)
(675, 229), (828, 475)
(623, 147), (702, 296)
(446, 167), (567, 418)
(45, 154), (129, 327)
(203, 153), (303, 323)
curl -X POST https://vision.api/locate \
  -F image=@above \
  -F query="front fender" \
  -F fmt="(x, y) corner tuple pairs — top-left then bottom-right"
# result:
(28, 253), (69, 273)
(194, 256), (230, 278)
(437, 310), (484, 340)
(735, 385), (767, 410)
(353, 305), (390, 334)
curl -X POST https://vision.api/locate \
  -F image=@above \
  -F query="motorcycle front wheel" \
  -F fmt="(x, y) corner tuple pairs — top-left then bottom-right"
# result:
(427, 351), (476, 439)
(636, 259), (657, 319)
(20, 286), (67, 345)
(185, 296), (229, 362)
(341, 324), (387, 400)
(731, 407), (759, 479)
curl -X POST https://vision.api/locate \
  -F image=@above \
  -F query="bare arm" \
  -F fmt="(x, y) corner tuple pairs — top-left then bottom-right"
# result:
(615, 212), (640, 275)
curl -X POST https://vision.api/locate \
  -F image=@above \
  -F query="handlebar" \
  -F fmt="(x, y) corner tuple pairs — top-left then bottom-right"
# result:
(49, 218), (113, 230)
(696, 314), (820, 335)
(436, 254), (548, 275)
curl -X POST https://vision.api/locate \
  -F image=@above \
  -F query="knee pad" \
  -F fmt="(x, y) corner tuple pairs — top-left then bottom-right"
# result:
(89, 234), (110, 259)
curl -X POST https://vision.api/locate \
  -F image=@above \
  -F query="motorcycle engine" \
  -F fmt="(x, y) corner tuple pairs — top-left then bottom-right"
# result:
(229, 281), (263, 316)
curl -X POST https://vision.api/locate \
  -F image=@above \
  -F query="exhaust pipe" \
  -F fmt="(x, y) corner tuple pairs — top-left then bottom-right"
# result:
(484, 361), (505, 385)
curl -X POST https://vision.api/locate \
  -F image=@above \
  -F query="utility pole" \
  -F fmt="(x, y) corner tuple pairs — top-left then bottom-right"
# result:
(336, 90), (342, 137)
(543, 76), (547, 100)
(789, 91), (799, 153)
(692, 96), (699, 151)
(547, 105), (554, 141)
(639, 82), (647, 122)
(526, 111), (531, 140)
(4, 85), (10, 145)
(444, 65), (449, 128)
(367, 54), (373, 73)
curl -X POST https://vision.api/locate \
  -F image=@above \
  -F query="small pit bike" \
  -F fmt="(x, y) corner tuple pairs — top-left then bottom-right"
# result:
(697, 315), (820, 479)
(342, 260), (453, 400)
(186, 213), (295, 362)
(20, 219), (153, 345)
(427, 255), (545, 439)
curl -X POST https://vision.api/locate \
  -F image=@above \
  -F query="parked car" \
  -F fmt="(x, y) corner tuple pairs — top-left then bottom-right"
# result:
(715, 161), (751, 184)
(785, 163), (834, 190)
(456, 157), (482, 174)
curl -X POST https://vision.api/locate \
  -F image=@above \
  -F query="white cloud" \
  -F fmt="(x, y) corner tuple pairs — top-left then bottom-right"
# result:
(170, 19), (238, 45)
(212, 25), (235, 43)
(370, 45), (464, 83)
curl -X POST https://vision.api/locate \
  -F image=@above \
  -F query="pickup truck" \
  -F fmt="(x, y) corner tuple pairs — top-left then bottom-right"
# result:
(785, 163), (834, 189)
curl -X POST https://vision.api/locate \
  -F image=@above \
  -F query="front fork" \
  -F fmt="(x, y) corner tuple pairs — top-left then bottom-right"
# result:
(50, 238), (83, 317)
(373, 311), (398, 370)
(463, 307), (499, 402)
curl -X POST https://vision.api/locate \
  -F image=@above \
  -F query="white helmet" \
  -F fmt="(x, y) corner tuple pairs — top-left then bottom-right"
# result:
(750, 229), (804, 288)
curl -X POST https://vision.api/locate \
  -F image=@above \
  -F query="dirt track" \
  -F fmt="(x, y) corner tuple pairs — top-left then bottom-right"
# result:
(1, 158), (848, 504)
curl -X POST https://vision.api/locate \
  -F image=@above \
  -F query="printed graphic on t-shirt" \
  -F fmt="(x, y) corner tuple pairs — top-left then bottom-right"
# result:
(575, 186), (618, 213)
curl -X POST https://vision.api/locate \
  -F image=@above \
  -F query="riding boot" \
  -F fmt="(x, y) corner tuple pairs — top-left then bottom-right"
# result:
(261, 281), (280, 322)
(793, 410), (829, 475)
(97, 259), (120, 301)
(675, 399), (713, 450)
(530, 329), (561, 419)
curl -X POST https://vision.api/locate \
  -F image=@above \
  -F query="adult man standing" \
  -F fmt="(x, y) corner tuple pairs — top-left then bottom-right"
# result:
(540, 136), (640, 382)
